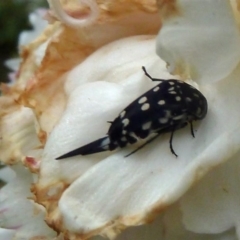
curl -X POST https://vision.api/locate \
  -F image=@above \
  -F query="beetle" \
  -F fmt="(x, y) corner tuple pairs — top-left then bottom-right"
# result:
(56, 66), (208, 160)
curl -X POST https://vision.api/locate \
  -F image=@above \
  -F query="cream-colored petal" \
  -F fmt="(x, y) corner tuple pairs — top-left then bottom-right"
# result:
(156, 0), (240, 83)
(0, 167), (16, 183)
(59, 120), (240, 238)
(162, 204), (237, 240)
(38, 36), (167, 187)
(0, 229), (15, 240)
(36, 36), (172, 236)
(65, 36), (173, 95)
(33, 34), (240, 238)
(0, 107), (41, 165)
(180, 150), (240, 237)
(92, 204), (237, 240)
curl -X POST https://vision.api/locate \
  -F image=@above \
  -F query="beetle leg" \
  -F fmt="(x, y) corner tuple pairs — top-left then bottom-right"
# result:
(189, 121), (195, 138)
(142, 66), (164, 82)
(169, 130), (178, 157)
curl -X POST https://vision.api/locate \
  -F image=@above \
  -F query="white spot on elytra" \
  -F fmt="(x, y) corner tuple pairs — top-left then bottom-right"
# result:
(121, 137), (127, 142)
(194, 93), (200, 98)
(197, 107), (202, 115)
(102, 145), (109, 150)
(130, 132), (138, 139)
(142, 121), (151, 130)
(158, 100), (165, 105)
(186, 97), (192, 102)
(138, 96), (147, 104)
(153, 86), (160, 92)
(169, 82), (175, 85)
(122, 118), (129, 126)
(165, 110), (171, 118)
(141, 103), (150, 111)
(101, 137), (110, 146)
(159, 118), (168, 123)
(175, 96), (181, 101)
(120, 110), (126, 118)
(169, 91), (177, 94)
(122, 130), (127, 135)
(173, 114), (184, 120)
(168, 87), (174, 91)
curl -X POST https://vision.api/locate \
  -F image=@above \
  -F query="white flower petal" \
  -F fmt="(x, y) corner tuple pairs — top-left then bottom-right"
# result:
(47, 0), (99, 28)
(0, 228), (15, 240)
(4, 1), (239, 236)
(4, 58), (21, 72)
(0, 107), (41, 164)
(180, 150), (240, 237)
(65, 35), (172, 95)
(92, 204), (237, 240)
(59, 118), (240, 235)
(39, 36), (168, 186)
(0, 165), (56, 239)
(162, 204), (237, 240)
(156, 0), (240, 83)
(19, 9), (48, 46)
(0, 167), (16, 183)
(35, 35), (240, 238)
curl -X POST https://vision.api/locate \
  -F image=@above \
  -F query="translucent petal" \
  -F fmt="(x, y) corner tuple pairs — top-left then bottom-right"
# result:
(0, 167), (16, 183)
(19, 9), (48, 46)
(162, 205), (237, 240)
(0, 228), (15, 240)
(156, 0), (240, 83)
(0, 165), (56, 239)
(180, 150), (240, 237)
(92, 204), (237, 240)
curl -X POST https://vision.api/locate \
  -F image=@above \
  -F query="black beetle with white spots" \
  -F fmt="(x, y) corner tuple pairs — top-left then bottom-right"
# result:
(56, 67), (208, 160)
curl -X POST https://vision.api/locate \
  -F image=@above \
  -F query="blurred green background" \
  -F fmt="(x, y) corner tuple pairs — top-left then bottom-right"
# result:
(0, 0), (48, 83)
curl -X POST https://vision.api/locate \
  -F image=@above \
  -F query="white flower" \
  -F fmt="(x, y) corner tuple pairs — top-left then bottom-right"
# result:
(4, 8), (48, 84)
(0, 165), (56, 239)
(1, 0), (240, 239)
